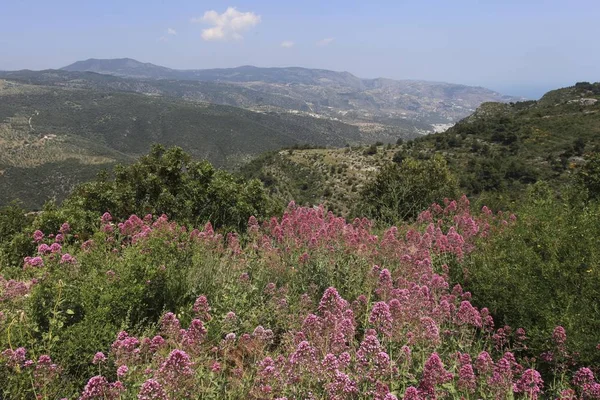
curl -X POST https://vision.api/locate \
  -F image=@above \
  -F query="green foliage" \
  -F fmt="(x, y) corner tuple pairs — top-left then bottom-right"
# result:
(578, 152), (600, 199)
(0, 146), (279, 273)
(0, 79), (365, 209)
(360, 154), (459, 223)
(392, 150), (405, 164)
(240, 151), (326, 208)
(63, 145), (278, 232)
(0, 202), (33, 273)
(0, 201), (30, 246)
(239, 83), (600, 222)
(453, 182), (600, 365)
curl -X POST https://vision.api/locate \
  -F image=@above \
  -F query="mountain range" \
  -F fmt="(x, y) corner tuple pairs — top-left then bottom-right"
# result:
(0, 58), (524, 208)
(58, 58), (520, 132)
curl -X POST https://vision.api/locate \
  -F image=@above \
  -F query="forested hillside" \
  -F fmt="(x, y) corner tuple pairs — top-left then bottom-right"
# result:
(0, 79), (369, 208)
(242, 82), (600, 215)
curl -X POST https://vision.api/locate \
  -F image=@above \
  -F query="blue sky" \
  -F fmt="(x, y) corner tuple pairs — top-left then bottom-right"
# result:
(1, 0), (598, 98)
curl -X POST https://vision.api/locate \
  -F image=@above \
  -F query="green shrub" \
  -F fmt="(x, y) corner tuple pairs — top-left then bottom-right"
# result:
(453, 182), (600, 365)
(360, 154), (459, 223)
(62, 145), (277, 232)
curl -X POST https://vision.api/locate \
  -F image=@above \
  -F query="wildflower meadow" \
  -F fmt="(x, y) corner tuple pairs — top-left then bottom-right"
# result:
(1, 196), (599, 399)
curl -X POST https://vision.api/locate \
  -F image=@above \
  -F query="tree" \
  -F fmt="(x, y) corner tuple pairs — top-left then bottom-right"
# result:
(578, 152), (600, 199)
(64, 145), (276, 231)
(360, 154), (459, 224)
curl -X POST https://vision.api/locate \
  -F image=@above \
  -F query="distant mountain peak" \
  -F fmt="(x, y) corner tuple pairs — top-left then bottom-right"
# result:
(61, 58), (174, 79)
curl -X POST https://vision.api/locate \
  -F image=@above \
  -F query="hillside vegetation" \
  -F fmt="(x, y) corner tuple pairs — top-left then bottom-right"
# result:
(243, 82), (600, 214)
(0, 61), (523, 209)
(0, 78), (374, 209)
(9, 58), (520, 135)
(1, 165), (599, 398)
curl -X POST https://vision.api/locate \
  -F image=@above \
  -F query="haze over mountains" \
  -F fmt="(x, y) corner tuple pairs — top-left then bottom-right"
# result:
(59, 58), (520, 131)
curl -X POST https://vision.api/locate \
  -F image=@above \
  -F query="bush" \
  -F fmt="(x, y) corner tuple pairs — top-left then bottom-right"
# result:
(578, 152), (600, 199)
(453, 182), (600, 366)
(63, 145), (277, 232)
(360, 154), (459, 223)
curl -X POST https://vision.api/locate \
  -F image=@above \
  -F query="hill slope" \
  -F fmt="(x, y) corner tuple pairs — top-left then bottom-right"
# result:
(0, 69), (431, 140)
(0, 79), (369, 208)
(241, 82), (600, 214)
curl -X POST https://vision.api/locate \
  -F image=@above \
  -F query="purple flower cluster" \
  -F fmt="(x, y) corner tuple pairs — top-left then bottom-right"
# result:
(5, 199), (598, 399)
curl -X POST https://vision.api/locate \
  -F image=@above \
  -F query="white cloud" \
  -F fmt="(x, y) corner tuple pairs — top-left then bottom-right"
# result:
(192, 7), (261, 41)
(316, 37), (334, 46)
(280, 41), (294, 48)
(158, 28), (177, 43)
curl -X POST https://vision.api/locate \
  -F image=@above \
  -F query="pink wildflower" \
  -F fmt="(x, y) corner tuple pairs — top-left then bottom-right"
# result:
(2, 347), (27, 367)
(60, 222), (71, 233)
(458, 364), (477, 394)
(92, 352), (107, 364)
(289, 340), (317, 369)
(60, 253), (76, 264)
(475, 351), (494, 374)
(258, 356), (279, 381)
(402, 386), (420, 400)
(224, 311), (237, 323)
(37, 244), (51, 254)
(419, 352), (453, 397)
(150, 335), (166, 352)
(224, 332), (236, 342)
(160, 312), (181, 340)
(369, 301), (393, 336)
(456, 300), (482, 328)
(420, 317), (440, 344)
(101, 212), (112, 224)
(515, 369), (544, 400)
(157, 349), (194, 395)
(553, 326), (567, 346)
(24, 256), (44, 268)
(318, 287), (348, 315)
(33, 230), (44, 242)
(192, 295), (211, 321)
(573, 367), (595, 387)
(117, 365), (128, 378)
(210, 361), (221, 372)
(137, 379), (167, 400)
(33, 354), (60, 388)
(80, 376), (124, 400)
(325, 370), (358, 399)
(558, 389), (577, 400)
(183, 319), (207, 348)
